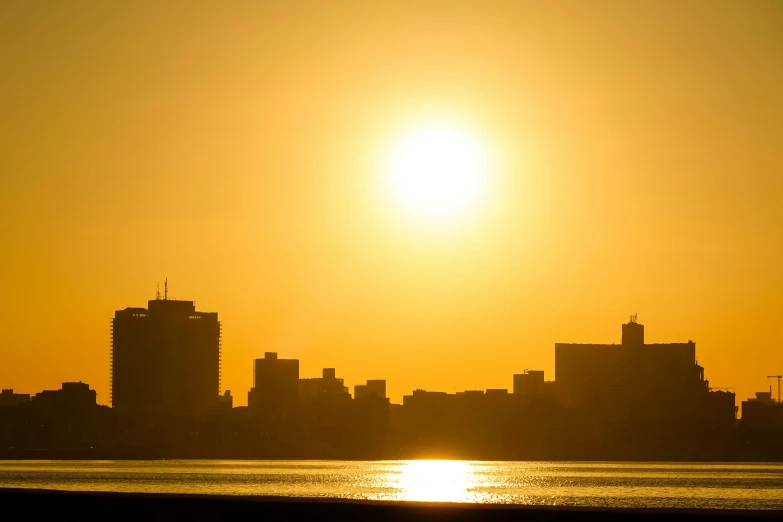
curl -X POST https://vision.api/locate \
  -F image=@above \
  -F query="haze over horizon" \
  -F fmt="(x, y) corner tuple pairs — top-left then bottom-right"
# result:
(1, 1), (781, 406)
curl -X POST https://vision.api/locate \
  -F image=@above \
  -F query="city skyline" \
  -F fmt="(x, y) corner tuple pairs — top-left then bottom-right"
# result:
(3, 284), (782, 408)
(101, 289), (783, 408)
(5, 314), (782, 462)
(12, 287), (778, 416)
(1, 1), (781, 409)
(106, 290), (783, 408)
(3, 1), (783, 515)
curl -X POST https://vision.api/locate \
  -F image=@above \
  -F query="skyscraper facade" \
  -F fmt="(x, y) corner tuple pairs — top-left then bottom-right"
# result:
(111, 294), (221, 416)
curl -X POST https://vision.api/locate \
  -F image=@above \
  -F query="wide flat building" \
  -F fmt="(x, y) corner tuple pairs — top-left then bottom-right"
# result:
(0, 389), (31, 407)
(111, 292), (221, 416)
(32, 382), (97, 409)
(555, 317), (731, 425)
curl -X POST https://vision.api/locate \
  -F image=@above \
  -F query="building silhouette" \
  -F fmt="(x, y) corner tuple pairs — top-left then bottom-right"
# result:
(741, 391), (783, 431)
(248, 352), (299, 417)
(554, 317), (735, 458)
(218, 390), (233, 411)
(739, 390), (783, 460)
(0, 389), (30, 407)
(111, 289), (221, 416)
(299, 368), (349, 400)
(32, 381), (97, 409)
(8, 302), (777, 460)
(355, 379), (386, 400)
(0, 382), (113, 456)
(556, 317), (712, 413)
(513, 370), (554, 396)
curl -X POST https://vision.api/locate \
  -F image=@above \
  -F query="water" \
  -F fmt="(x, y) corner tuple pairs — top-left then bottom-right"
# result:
(0, 460), (781, 510)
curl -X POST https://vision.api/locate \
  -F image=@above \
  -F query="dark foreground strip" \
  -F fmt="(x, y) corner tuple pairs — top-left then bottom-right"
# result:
(1, 489), (781, 521)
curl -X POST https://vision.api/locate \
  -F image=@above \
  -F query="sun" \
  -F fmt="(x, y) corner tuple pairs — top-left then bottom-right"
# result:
(384, 122), (490, 221)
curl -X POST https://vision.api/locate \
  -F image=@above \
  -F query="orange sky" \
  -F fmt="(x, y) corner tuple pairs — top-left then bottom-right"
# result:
(1, 1), (781, 406)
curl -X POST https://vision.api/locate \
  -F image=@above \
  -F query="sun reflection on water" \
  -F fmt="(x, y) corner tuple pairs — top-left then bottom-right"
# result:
(394, 460), (481, 502)
(1, 460), (782, 509)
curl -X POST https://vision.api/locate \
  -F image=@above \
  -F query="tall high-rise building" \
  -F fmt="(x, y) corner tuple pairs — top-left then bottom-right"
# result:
(110, 290), (221, 416)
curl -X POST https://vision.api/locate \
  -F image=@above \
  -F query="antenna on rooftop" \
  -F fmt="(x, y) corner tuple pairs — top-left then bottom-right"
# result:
(164, 278), (168, 300)
(630, 313), (638, 323)
(156, 282), (160, 300)
(767, 375), (782, 403)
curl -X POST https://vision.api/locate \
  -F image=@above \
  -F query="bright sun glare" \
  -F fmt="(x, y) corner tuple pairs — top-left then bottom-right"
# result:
(397, 460), (476, 502)
(384, 123), (490, 220)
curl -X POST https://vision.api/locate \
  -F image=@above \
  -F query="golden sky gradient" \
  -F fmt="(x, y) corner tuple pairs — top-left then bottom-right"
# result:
(1, 1), (781, 406)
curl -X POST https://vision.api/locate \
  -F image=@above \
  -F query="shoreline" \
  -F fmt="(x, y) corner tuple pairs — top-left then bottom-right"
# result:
(2, 489), (782, 521)
(1, 451), (781, 463)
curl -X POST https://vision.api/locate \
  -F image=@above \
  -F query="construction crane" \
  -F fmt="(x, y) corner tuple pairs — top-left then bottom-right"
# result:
(767, 375), (782, 403)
